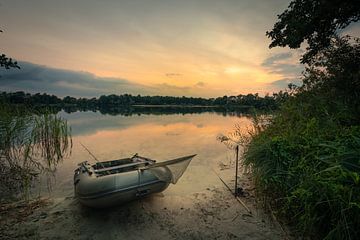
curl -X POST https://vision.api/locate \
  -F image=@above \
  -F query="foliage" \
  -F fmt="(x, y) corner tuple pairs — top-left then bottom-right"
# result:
(0, 91), (282, 110)
(0, 54), (20, 70)
(244, 1), (360, 238)
(0, 30), (20, 70)
(243, 38), (360, 239)
(244, 98), (360, 239)
(300, 36), (360, 121)
(0, 104), (72, 201)
(218, 112), (271, 151)
(267, 0), (360, 63)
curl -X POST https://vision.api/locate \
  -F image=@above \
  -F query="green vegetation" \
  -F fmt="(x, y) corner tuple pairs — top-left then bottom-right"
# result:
(267, 0), (360, 64)
(243, 1), (360, 239)
(1, 29), (69, 202)
(0, 104), (72, 201)
(0, 91), (286, 110)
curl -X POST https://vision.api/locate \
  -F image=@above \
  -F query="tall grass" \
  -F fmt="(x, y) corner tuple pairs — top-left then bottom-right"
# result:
(240, 37), (360, 239)
(0, 103), (72, 201)
(242, 98), (360, 239)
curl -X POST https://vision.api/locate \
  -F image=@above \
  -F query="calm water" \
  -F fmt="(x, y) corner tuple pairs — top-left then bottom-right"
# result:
(48, 110), (253, 198)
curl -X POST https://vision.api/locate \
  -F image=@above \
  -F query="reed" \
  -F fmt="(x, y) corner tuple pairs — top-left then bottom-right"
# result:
(0, 103), (72, 201)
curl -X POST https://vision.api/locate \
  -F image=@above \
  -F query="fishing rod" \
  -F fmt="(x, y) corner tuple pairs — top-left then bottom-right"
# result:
(211, 168), (252, 215)
(79, 142), (112, 175)
(80, 142), (100, 163)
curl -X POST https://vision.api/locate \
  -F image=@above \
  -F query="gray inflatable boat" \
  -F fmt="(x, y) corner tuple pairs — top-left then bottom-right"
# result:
(74, 154), (195, 208)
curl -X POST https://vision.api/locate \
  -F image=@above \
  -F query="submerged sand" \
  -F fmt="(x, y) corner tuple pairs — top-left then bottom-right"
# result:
(1, 168), (285, 240)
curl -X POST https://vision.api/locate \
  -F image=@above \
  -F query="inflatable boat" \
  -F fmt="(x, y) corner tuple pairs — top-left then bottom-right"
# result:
(74, 154), (195, 208)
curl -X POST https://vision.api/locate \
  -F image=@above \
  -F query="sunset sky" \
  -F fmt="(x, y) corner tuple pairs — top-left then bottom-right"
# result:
(0, 0), (325, 97)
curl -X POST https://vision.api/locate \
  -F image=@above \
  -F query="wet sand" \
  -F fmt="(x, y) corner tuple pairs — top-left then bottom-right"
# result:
(1, 169), (284, 240)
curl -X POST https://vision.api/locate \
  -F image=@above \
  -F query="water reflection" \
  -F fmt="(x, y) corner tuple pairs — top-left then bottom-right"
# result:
(62, 105), (254, 117)
(52, 111), (253, 198)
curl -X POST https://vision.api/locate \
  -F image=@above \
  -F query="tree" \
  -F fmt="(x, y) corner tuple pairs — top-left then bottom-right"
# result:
(0, 54), (20, 69)
(267, 0), (360, 63)
(0, 30), (20, 69)
(250, 2), (360, 238)
(300, 36), (360, 123)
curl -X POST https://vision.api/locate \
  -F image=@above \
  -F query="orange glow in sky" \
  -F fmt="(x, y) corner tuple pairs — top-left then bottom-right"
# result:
(0, 0), (305, 97)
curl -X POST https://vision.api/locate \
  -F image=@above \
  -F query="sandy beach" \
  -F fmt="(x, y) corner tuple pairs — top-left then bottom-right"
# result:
(1, 168), (285, 240)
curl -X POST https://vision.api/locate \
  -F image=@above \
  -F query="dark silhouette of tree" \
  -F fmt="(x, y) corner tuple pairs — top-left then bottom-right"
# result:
(0, 29), (20, 69)
(299, 36), (360, 123)
(267, 0), (360, 63)
(0, 91), (281, 110)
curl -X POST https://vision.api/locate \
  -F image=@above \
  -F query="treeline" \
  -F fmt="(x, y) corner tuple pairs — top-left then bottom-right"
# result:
(61, 105), (257, 116)
(0, 91), (290, 109)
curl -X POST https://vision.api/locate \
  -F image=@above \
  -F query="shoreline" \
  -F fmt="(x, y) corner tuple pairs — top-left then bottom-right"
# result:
(1, 169), (286, 240)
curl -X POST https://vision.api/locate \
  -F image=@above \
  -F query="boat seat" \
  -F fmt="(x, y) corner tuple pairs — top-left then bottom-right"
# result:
(93, 161), (149, 173)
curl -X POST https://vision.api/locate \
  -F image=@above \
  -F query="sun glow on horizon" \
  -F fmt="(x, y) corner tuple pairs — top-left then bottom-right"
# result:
(0, 0), (302, 97)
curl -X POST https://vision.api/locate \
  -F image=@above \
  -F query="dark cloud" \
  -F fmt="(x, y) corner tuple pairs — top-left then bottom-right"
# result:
(270, 63), (304, 75)
(269, 78), (302, 90)
(0, 61), (213, 97)
(261, 53), (292, 67)
(262, 52), (304, 77)
(0, 61), (157, 97)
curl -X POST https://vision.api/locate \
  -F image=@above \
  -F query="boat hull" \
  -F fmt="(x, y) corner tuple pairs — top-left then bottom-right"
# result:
(74, 154), (196, 208)
(76, 180), (169, 208)
(74, 166), (171, 208)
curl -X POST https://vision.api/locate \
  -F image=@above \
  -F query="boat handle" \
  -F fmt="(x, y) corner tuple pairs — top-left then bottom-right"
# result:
(136, 189), (150, 197)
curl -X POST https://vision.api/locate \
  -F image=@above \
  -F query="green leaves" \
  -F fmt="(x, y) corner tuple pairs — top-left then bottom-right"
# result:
(267, 0), (360, 64)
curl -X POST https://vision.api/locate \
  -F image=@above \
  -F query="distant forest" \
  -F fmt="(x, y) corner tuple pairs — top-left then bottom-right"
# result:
(0, 91), (290, 110)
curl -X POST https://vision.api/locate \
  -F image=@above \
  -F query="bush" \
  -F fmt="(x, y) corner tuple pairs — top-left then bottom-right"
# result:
(244, 37), (360, 239)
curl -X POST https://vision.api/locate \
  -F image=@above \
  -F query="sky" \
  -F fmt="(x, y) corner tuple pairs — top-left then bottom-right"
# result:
(0, 0), (315, 97)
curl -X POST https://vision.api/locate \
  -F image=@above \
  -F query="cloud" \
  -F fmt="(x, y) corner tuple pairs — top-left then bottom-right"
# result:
(269, 78), (302, 90)
(165, 73), (183, 78)
(262, 52), (304, 77)
(338, 22), (360, 36)
(0, 61), (219, 97)
(0, 61), (159, 97)
(194, 81), (206, 87)
(261, 53), (292, 67)
(270, 63), (304, 76)
(1, 60), (289, 98)
(153, 83), (191, 96)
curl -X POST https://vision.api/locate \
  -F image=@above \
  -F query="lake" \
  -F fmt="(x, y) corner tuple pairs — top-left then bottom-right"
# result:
(47, 110), (253, 198)
(19, 109), (283, 240)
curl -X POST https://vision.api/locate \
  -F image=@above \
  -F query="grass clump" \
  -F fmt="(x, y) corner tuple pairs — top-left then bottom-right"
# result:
(0, 103), (72, 201)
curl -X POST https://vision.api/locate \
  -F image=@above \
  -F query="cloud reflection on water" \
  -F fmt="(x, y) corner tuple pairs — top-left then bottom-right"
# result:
(53, 111), (253, 197)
